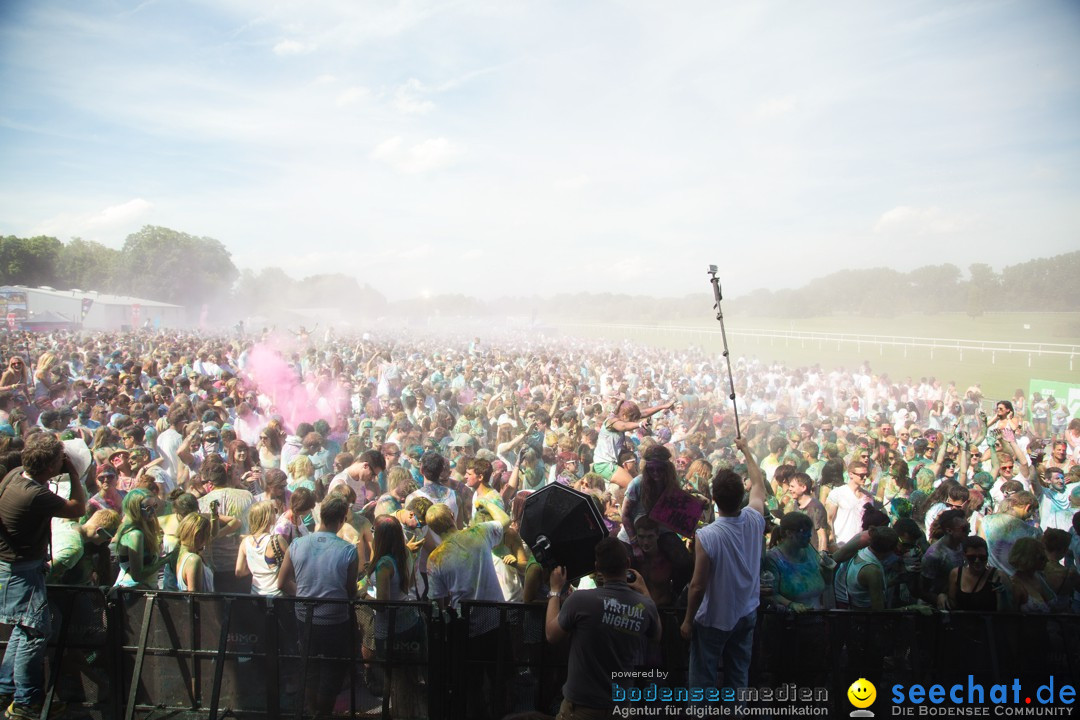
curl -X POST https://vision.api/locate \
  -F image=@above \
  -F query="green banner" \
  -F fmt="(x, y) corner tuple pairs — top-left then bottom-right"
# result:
(1028, 378), (1080, 426)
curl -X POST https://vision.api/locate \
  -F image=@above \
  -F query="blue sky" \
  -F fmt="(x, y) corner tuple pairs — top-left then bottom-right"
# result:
(1, 0), (1078, 299)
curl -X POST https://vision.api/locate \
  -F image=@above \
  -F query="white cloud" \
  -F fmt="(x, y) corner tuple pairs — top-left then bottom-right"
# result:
(29, 198), (153, 245)
(273, 39), (312, 56)
(873, 206), (970, 235)
(86, 198), (152, 228)
(371, 136), (403, 160)
(393, 78), (435, 115)
(371, 136), (462, 174)
(335, 86), (370, 107)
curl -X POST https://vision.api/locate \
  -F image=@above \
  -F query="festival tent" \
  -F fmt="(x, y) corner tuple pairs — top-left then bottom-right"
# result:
(0, 285), (186, 331)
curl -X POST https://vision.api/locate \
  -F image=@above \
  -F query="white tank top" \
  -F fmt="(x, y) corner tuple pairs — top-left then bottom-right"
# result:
(245, 534), (282, 597)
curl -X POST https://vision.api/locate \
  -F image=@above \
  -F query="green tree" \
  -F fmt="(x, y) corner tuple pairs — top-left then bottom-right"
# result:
(1000, 251), (1080, 312)
(120, 226), (238, 306)
(0, 235), (63, 287)
(56, 238), (121, 292)
(908, 264), (962, 313)
(966, 263), (1000, 318)
(232, 266), (296, 316)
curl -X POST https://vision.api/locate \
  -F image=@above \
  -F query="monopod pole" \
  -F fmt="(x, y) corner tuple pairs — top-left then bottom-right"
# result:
(707, 265), (741, 439)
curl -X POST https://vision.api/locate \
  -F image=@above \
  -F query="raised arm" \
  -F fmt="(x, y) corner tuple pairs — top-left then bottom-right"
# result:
(1003, 429), (1032, 479)
(736, 435), (767, 516)
(480, 498), (511, 530)
(177, 426), (200, 469)
(56, 455), (88, 520)
(640, 398), (676, 420)
(930, 434), (950, 476)
(969, 411), (988, 447)
(546, 389), (561, 419)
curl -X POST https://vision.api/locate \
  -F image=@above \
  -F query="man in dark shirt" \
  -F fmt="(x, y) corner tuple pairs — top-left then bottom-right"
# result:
(787, 472), (829, 551)
(545, 537), (661, 719)
(0, 432), (87, 718)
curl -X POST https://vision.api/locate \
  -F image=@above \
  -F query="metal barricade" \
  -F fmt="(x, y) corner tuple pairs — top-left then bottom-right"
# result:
(3, 588), (1079, 719)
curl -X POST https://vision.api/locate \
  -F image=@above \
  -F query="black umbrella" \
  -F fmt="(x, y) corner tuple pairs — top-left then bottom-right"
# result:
(519, 483), (608, 581)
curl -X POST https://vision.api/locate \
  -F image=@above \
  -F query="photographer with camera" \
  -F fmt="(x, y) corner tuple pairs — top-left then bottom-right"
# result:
(0, 433), (88, 718)
(545, 537), (660, 720)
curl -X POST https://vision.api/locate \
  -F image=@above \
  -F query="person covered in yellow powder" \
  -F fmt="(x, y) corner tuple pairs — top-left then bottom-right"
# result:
(426, 498), (510, 720)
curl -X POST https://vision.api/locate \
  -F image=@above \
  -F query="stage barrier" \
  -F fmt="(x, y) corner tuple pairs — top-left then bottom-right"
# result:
(1, 586), (1077, 719)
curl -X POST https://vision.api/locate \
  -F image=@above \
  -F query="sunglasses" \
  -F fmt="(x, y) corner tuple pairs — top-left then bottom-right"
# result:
(851, 473), (868, 479)
(965, 554), (987, 563)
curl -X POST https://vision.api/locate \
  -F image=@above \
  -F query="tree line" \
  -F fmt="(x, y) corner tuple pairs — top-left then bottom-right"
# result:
(0, 227), (1076, 322)
(0, 227), (386, 319)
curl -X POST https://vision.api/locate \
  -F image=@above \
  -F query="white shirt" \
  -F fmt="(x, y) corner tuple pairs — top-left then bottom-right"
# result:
(693, 507), (765, 631)
(156, 427), (184, 482)
(828, 485), (866, 545)
(990, 474), (1031, 505)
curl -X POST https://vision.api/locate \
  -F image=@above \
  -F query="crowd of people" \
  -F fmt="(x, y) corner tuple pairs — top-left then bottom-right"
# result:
(0, 327), (1078, 719)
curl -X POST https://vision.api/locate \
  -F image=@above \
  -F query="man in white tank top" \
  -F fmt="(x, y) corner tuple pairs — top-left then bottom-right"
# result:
(681, 436), (766, 693)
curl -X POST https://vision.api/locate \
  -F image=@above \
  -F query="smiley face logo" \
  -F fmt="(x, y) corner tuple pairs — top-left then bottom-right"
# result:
(847, 678), (876, 712)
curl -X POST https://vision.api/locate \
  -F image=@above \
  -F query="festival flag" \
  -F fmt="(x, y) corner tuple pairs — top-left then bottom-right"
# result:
(81, 298), (94, 321)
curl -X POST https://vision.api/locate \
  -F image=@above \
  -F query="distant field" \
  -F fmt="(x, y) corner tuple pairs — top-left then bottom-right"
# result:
(553, 313), (1080, 402)
(722, 312), (1080, 344)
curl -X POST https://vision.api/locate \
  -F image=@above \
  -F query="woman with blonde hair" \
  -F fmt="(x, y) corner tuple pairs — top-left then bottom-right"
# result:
(1007, 537), (1055, 613)
(684, 458), (715, 524)
(176, 513), (214, 592)
(0, 354), (30, 394)
(375, 466), (416, 518)
(235, 500), (284, 597)
(113, 489), (176, 589)
(683, 459), (713, 497)
(31, 351), (59, 405)
(286, 455), (316, 493)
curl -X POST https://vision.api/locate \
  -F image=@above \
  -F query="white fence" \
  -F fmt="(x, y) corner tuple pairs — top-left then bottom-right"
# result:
(553, 323), (1080, 371)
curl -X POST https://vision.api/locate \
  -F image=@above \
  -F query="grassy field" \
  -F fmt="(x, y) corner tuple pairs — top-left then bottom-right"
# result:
(554, 313), (1080, 402)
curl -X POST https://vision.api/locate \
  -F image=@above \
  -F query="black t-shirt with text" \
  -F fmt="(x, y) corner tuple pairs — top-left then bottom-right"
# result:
(0, 467), (67, 563)
(558, 581), (660, 708)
